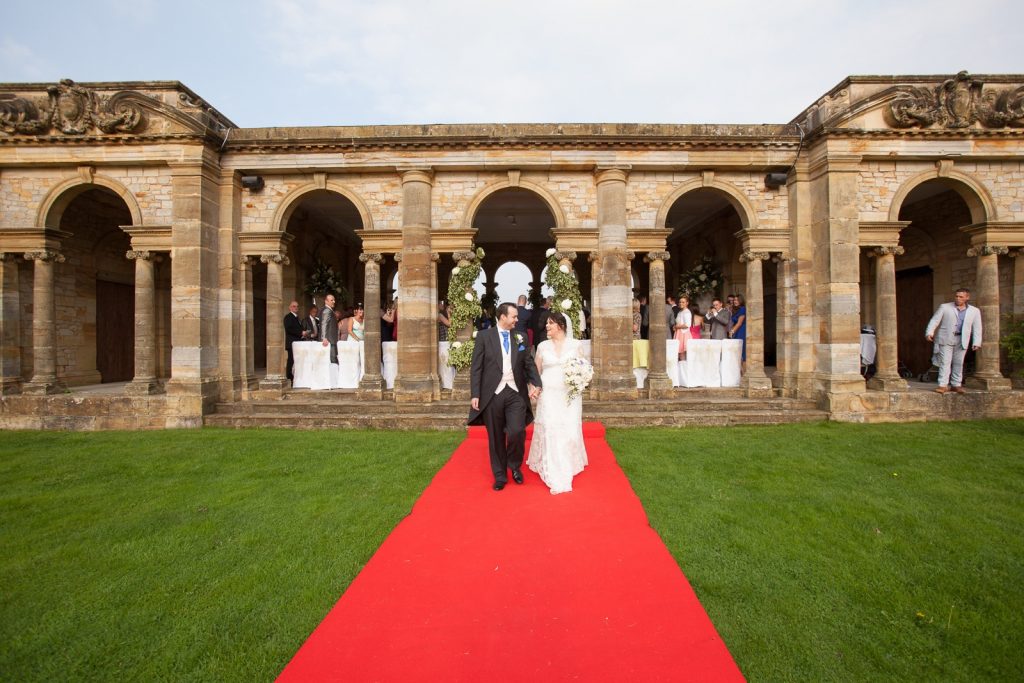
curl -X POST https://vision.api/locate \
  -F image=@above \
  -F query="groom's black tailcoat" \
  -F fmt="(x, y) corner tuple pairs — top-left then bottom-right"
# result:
(467, 328), (543, 484)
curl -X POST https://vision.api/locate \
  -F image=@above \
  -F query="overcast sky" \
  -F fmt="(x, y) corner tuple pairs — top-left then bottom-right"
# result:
(4, 0), (1022, 128)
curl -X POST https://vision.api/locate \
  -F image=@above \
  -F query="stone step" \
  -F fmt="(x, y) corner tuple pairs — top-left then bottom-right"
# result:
(587, 410), (829, 427)
(204, 412), (467, 431)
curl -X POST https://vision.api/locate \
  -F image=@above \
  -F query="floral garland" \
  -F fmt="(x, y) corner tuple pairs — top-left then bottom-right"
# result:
(544, 249), (585, 334)
(677, 255), (722, 301)
(446, 247), (484, 370)
(304, 258), (348, 304)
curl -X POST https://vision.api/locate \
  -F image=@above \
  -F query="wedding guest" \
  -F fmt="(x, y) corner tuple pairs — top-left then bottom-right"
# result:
(320, 294), (338, 366)
(346, 304), (365, 341)
(533, 297), (552, 348)
(283, 300), (303, 381)
(337, 307), (351, 342)
(689, 304), (703, 339)
(639, 295), (650, 340)
(730, 293), (747, 367)
(925, 287), (982, 394)
(515, 294), (532, 337)
(632, 298), (642, 340)
(438, 300), (451, 341)
(665, 295), (677, 340)
(302, 304), (320, 342)
(673, 295), (693, 360)
(381, 300), (396, 342)
(705, 297), (731, 340)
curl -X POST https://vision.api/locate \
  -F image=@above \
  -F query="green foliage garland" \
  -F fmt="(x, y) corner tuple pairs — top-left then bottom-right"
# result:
(1001, 315), (1024, 376)
(677, 254), (722, 301)
(445, 247), (485, 370)
(544, 250), (585, 334)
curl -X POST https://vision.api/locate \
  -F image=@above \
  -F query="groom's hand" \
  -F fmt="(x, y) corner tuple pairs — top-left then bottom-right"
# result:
(471, 397), (479, 411)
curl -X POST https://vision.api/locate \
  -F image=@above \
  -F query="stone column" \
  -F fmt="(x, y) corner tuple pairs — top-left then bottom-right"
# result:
(772, 253), (792, 387)
(395, 168), (435, 403)
(587, 251), (602, 398)
(450, 250), (477, 402)
(126, 250), (163, 394)
(645, 251), (672, 397)
(594, 166), (635, 398)
(866, 246), (907, 391)
(239, 256), (257, 391)
(260, 252), (289, 390)
(966, 245), (1012, 390)
(740, 250), (773, 396)
(23, 249), (65, 394)
(1012, 249), (1024, 385)
(358, 252), (384, 399)
(0, 253), (22, 395)
(430, 253), (441, 400)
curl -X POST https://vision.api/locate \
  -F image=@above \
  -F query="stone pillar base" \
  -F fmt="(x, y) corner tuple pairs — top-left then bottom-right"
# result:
(966, 375), (1013, 391)
(866, 375), (908, 391)
(126, 379), (164, 395)
(0, 378), (22, 396)
(743, 374), (774, 398)
(451, 374), (471, 402)
(259, 376), (287, 391)
(23, 380), (64, 395)
(647, 372), (674, 398)
(395, 377), (435, 403)
(358, 374), (384, 400)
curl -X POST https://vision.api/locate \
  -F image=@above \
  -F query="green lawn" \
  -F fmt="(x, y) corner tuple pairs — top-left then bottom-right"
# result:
(1, 422), (1022, 681)
(608, 420), (1024, 682)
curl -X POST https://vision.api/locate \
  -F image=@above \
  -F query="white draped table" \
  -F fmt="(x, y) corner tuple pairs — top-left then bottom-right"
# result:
(382, 342), (398, 389)
(677, 339), (743, 388)
(291, 340), (365, 390)
(438, 342), (456, 390)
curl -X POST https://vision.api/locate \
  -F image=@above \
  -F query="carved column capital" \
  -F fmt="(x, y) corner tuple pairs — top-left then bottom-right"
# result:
(23, 249), (65, 263)
(594, 165), (631, 185)
(430, 252), (441, 263)
(260, 253), (290, 266)
(739, 250), (771, 263)
(452, 250), (476, 265)
(644, 251), (671, 264)
(869, 246), (905, 258)
(359, 252), (384, 265)
(771, 252), (793, 263)
(126, 250), (163, 262)
(393, 252), (403, 263)
(967, 245), (1009, 257)
(399, 167), (434, 185)
(554, 250), (577, 262)
(0, 252), (22, 263)
(240, 255), (257, 268)
(1009, 248), (1024, 258)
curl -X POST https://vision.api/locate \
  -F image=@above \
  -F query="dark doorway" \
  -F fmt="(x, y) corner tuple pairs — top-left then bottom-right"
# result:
(896, 266), (934, 376)
(96, 279), (134, 382)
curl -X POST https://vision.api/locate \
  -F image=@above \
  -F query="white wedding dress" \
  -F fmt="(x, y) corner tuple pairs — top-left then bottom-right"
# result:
(527, 338), (588, 494)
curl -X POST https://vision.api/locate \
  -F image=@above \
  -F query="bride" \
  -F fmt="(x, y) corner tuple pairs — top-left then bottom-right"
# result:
(527, 311), (588, 494)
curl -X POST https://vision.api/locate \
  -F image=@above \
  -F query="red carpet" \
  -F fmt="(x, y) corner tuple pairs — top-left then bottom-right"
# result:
(278, 423), (744, 682)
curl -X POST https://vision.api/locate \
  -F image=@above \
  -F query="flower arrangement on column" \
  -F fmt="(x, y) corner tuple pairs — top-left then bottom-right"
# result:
(303, 257), (348, 306)
(446, 247), (485, 370)
(676, 254), (721, 301)
(544, 248), (584, 333)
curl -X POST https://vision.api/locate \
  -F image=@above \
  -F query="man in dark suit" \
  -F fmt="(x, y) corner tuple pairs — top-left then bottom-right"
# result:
(301, 305), (320, 341)
(468, 302), (543, 491)
(284, 300), (304, 381)
(531, 296), (552, 348)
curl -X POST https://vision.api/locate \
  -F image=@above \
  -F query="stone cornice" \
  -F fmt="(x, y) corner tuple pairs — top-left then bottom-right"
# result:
(859, 221), (911, 248)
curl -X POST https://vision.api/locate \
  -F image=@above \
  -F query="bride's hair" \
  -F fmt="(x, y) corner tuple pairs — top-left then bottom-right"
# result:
(548, 311), (568, 333)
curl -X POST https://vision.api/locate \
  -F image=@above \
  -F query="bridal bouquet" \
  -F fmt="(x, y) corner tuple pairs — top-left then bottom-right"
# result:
(562, 356), (594, 405)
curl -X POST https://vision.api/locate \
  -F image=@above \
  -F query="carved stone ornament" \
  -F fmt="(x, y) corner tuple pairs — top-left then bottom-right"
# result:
(554, 250), (577, 262)
(966, 245), (1009, 257)
(870, 246), (905, 257)
(739, 251), (771, 263)
(1, 79), (143, 135)
(359, 252), (384, 265)
(644, 251), (671, 263)
(887, 71), (1024, 129)
(260, 253), (290, 266)
(23, 249), (65, 263)
(126, 250), (162, 262)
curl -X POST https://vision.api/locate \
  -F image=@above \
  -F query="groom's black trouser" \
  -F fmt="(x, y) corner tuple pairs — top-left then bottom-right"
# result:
(483, 386), (528, 484)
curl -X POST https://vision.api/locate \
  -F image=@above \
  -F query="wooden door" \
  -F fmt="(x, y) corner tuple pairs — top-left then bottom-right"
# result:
(96, 279), (134, 382)
(896, 267), (934, 377)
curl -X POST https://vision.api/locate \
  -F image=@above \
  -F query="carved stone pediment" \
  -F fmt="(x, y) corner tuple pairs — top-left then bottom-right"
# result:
(0, 79), (234, 139)
(886, 72), (1024, 129)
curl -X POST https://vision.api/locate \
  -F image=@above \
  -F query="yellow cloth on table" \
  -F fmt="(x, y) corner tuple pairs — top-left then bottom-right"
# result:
(632, 340), (650, 369)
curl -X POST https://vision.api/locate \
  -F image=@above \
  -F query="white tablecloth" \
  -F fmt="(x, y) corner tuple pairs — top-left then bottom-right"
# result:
(667, 339), (680, 386)
(382, 342), (398, 389)
(679, 339), (743, 388)
(292, 340), (364, 390)
(438, 342), (456, 390)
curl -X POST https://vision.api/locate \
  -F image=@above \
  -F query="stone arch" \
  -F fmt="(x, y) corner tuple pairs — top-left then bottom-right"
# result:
(655, 178), (759, 232)
(271, 181), (374, 233)
(888, 169), (995, 224)
(38, 174), (143, 228)
(462, 179), (567, 230)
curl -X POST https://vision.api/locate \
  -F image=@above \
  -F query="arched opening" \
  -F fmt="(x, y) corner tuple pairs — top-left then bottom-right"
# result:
(892, 179), (980, 377)
(471, 187), (558, 325)
(664, 187), (774, 365)
(254, 190), (364, 370)
(47, 186), (164, 385)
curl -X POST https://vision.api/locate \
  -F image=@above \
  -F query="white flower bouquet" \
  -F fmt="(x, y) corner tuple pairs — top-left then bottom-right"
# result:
(562, 355), (594, 405)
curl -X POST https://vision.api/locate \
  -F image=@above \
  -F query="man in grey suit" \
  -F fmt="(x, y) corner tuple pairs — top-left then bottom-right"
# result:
(704, 297), (731, 340)
(468, 302), (543, 491)
(320, 294), (339, 366)
(665, 295), (678, 339)
(925, 288), (982, 394)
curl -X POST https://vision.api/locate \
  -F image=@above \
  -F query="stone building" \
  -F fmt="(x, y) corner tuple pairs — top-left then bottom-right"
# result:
(1, 73), (1023, 429)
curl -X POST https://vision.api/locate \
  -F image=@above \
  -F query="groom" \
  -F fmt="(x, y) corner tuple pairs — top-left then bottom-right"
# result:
(468, 302), (542, 491)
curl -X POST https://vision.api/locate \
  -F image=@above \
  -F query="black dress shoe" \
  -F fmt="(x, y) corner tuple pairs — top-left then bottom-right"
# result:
(493, 481), (506, 491)
(511, 469), (524, 485)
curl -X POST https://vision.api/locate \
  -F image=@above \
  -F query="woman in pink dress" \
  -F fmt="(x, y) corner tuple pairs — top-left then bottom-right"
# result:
(673, 295), (693, 360)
